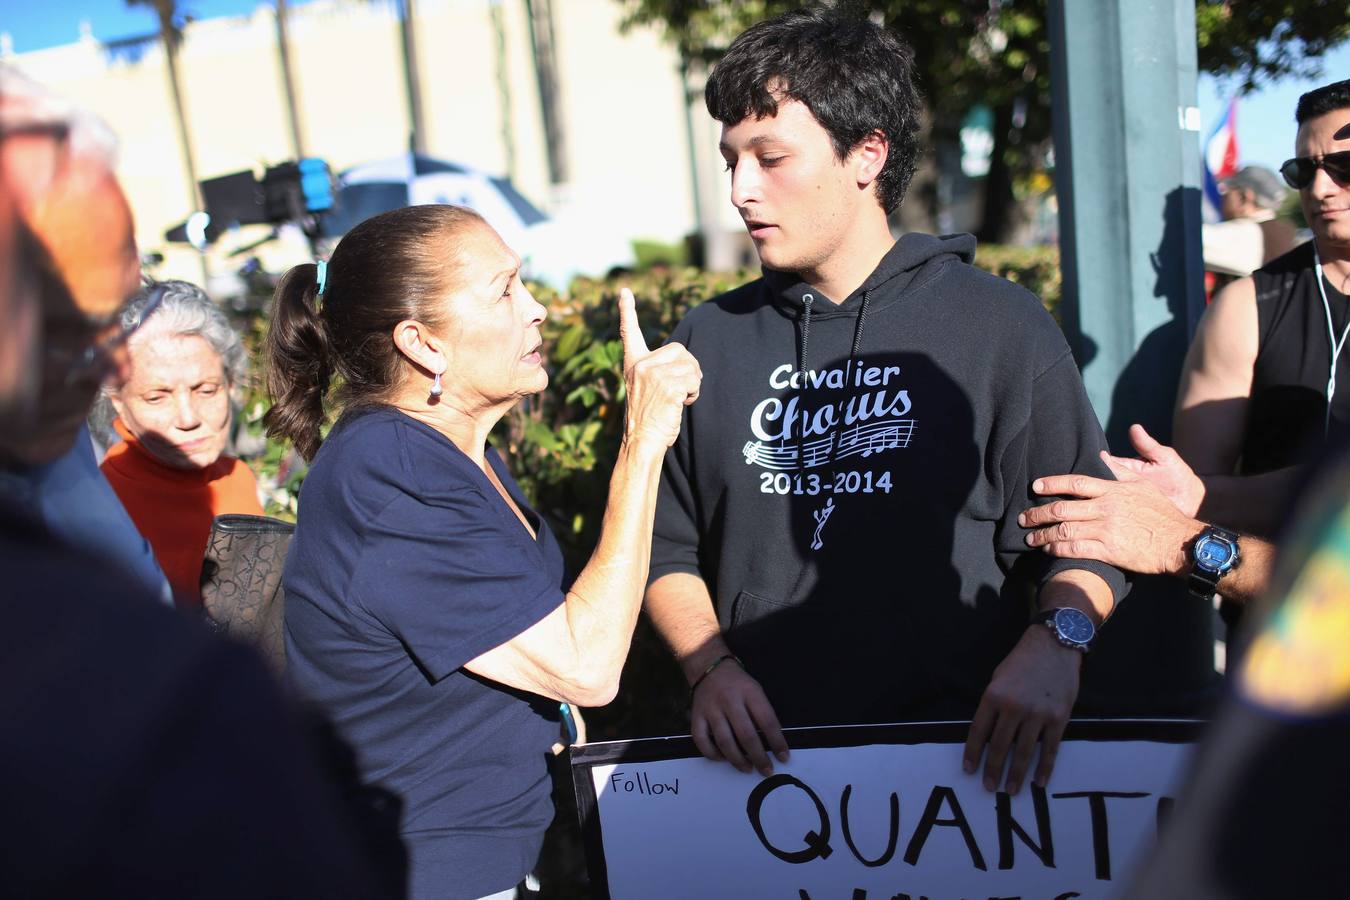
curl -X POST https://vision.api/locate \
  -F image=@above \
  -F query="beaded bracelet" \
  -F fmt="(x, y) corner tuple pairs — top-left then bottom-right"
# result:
(689, 653), (744, 702)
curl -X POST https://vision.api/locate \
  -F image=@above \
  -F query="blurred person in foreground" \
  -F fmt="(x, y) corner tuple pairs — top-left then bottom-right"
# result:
(0, 69), (390, 898)
(1126, 445), (1350, 898)
(98, 280), (264, 606)
(1202, 164), (1298, 280)
(0, 84), (34, 412)
(265, 204), (700, 900)
(643, 6), (1125, 796)
(0, 68), (172, 605)
(1017, 79), (1350, 631)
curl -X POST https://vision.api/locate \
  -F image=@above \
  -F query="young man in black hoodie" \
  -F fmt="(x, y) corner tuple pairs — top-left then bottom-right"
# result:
(645, 7), (1127, 796)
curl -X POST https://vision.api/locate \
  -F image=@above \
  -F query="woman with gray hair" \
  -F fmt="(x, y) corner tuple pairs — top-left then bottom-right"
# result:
(100, 279), (264, 606)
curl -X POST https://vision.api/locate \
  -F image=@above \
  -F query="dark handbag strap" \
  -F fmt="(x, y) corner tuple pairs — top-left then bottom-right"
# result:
(210, 514), (297, 536)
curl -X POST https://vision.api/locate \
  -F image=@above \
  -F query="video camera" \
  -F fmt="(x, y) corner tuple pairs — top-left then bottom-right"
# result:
(165, 158), (334, 248)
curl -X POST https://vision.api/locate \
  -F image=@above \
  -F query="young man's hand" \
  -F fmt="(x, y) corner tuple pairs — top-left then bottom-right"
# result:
(962, 569), (1111, 794)
(690, 660), (790, 777)
(962, 625), (1081, 795)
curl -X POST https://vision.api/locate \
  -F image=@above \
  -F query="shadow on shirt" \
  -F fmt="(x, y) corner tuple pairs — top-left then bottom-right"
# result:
(719, 349), (1030, 728)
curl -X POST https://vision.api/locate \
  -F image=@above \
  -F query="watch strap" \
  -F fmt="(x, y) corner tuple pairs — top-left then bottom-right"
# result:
(1187, 566), (1220, 601)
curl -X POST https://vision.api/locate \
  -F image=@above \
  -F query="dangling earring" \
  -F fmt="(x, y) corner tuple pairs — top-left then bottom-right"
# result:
(429, 371), (443, 399)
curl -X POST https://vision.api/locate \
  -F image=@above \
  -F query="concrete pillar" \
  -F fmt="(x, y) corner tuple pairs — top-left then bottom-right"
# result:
(1049, 0), (1219, 717)
(1048, 0), (1206, 451)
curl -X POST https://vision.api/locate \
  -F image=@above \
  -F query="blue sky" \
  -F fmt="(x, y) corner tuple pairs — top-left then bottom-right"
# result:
(1197, 42), (1350, 172)
(1, 0), (320, 51)
(3, 1), (1344, 172)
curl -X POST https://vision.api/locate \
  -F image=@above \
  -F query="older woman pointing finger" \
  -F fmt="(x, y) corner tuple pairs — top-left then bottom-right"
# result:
(265, 205), (699, 900)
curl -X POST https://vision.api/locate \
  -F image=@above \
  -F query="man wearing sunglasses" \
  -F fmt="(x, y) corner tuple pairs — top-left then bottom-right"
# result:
(1175, 79), (1350, 533)
(1016, 80), (1350, 634)
(1167, 79), (1350, 542)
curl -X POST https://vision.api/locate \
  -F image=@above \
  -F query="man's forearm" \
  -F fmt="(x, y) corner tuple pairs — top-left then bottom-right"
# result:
(1197, 467), (1303, 537)
(1215, 535), (1274, 606)
(649, 572), (790, 774)
(645, 571), (730, 685)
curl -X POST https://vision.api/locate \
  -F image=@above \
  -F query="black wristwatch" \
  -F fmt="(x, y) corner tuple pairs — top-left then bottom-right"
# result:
(1033, 607), (1096, 653)
(1188, 525), (1241, 602)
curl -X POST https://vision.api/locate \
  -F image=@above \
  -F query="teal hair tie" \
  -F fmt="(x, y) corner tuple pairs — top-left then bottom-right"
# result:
(316, 259), (329, 296)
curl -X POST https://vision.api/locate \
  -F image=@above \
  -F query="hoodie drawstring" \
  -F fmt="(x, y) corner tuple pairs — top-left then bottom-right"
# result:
(796, 290), (871, 551)
(794, 293), (815, 475)
(828, 290), (870, 472)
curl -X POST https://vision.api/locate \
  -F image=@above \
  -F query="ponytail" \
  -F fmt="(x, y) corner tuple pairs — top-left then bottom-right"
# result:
(263, 205), (486, 462)
(264, 263), (331, 461)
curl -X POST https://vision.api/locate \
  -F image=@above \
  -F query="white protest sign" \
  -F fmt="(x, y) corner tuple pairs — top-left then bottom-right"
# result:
(571, 721), (1198, 900)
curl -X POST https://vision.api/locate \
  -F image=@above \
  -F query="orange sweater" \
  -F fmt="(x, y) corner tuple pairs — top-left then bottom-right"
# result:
(101, 421), (264, 607)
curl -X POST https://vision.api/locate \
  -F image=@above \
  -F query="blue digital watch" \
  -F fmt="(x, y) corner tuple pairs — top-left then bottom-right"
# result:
(1188, 525), (1241, 602)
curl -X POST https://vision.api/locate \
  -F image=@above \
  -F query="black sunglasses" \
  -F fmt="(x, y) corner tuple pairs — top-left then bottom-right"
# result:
(1279, 151), (1350, 190)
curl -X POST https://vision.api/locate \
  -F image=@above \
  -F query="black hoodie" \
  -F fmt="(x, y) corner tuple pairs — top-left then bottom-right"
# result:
(650, 233), (1127, 727)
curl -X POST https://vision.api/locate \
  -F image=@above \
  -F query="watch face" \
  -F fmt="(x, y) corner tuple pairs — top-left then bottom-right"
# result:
(1195, 535), (1235, 572)
(1054, 608), (1095, 644)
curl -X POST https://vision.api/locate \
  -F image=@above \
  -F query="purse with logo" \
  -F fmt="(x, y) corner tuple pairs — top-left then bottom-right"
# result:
(200, 513), (294, 673)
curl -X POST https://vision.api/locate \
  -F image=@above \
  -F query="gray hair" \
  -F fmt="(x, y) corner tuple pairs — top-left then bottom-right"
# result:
(121, 280), (248, 386)
(92, 280), (248, 446)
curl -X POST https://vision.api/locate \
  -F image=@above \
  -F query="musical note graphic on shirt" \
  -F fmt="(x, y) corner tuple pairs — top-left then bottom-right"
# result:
(802, 435), (834, 468)
(741, 419), (914, 471)
(834, 419), (915, 462)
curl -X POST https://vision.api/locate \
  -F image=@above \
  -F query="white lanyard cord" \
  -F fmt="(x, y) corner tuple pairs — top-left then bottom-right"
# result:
(1315, 244), (1350, 435)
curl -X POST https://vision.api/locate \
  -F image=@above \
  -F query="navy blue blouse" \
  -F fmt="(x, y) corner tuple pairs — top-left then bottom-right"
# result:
(285, 406), (564, 900)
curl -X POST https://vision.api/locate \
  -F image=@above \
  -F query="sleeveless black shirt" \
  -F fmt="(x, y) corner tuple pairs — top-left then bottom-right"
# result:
(1241, 241), (1350, 475)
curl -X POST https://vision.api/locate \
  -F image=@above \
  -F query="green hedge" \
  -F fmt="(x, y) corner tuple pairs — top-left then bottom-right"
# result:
(237, 245), (1063, 738)
(976, 243), (1062, 321)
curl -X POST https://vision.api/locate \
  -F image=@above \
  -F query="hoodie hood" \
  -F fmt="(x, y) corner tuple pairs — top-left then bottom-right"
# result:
(760, 231), (978, 482)
(763, 231), (977, 320)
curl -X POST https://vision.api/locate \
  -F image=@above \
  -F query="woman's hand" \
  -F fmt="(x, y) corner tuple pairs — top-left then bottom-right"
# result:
(619, 288), (701, 449)
(463, 292), (696, 706)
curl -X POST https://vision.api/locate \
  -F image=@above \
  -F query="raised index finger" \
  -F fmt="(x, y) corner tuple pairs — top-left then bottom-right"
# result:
(618, 287), (649, 366)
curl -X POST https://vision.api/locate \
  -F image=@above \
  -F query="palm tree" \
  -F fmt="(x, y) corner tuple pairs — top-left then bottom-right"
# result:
(524, 0), (567, 186)
(274, 0), (306, 158)
(127, 0), (201, 210)
(398, 0), (428, 154)
(489, 0), (516, 181)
